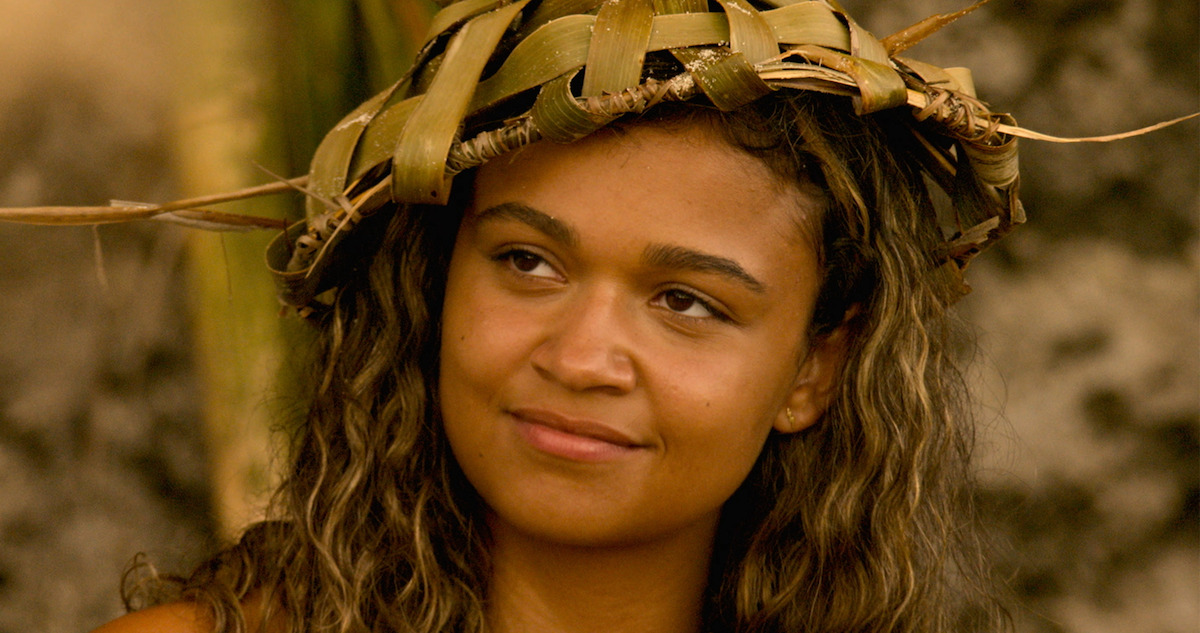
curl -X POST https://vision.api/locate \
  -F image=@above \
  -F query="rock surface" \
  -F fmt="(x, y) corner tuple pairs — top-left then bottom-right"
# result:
(0, 2), (217, 630)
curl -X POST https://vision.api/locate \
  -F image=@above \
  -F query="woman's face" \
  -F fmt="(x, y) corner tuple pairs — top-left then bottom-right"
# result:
(439, 121), (833, 549)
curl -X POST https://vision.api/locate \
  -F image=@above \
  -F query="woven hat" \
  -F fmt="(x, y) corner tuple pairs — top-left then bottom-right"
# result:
(266, 0), (1025, 310)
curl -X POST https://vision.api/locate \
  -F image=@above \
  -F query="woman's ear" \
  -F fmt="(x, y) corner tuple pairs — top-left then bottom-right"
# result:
(774, 323), (851, 434)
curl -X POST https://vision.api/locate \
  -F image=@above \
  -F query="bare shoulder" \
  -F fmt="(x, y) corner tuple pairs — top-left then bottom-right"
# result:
(90, 592), (288, 633)
(90, 603), (213, 633)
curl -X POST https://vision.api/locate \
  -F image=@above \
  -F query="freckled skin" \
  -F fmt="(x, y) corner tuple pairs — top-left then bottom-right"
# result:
(439, 121), (831, 550)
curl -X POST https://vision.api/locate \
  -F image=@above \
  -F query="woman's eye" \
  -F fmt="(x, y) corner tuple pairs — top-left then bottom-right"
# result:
(654, 289), (722, 320)
(498, 249), (558, 279)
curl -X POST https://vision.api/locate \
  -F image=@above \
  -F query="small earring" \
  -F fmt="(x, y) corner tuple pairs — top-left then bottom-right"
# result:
(785, 408), (796, 427)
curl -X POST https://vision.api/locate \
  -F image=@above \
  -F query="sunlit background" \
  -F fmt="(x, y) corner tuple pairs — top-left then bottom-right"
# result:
(0, 1), (1195, 631)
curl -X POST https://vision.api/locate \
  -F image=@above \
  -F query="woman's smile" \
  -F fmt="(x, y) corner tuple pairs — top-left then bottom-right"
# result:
(510, 407), (647, 462)
(438, 119), (833, 547)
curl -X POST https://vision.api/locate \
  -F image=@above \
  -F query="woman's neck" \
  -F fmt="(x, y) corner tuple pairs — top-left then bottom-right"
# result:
(485, 519), (716, 633)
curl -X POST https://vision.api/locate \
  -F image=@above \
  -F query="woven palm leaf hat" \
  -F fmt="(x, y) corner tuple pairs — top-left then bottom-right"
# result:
(266, 0), (1030, 313)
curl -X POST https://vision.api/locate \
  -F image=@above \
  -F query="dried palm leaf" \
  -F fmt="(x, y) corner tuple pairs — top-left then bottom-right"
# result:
(1, 0), (1194, 314)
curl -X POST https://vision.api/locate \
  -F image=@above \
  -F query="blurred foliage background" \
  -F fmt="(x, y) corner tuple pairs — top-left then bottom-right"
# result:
(0, 1), (1194, 632)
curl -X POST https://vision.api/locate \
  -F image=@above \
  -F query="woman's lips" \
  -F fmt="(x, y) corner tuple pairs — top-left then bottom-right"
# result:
(510, 408), (643, 462)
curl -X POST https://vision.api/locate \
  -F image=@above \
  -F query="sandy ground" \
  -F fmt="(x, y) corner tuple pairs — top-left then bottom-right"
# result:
(0, 1), (1195, 632)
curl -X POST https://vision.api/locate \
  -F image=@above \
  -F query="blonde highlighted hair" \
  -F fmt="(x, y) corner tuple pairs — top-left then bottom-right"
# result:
(129, 90), (1007, 633)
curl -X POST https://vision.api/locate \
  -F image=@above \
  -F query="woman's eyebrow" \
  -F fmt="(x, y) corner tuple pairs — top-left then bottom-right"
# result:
(469, 202), (578, 247)
(642, 244), (766, 294)
(469, 204), (765, 293)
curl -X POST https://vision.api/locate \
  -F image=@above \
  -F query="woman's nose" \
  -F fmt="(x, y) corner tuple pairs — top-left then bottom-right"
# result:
(529, 288), (637, 394)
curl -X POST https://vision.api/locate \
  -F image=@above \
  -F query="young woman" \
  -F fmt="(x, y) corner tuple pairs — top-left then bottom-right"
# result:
(87, 0), (1030, 631)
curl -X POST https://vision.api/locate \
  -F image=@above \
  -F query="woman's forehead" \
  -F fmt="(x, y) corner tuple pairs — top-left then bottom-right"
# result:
(471, 118), (823, 245)
(476, 119), (799, 201)
(465, 121), (822, 288)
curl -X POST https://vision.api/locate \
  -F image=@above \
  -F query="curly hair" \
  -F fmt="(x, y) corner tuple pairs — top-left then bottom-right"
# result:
(127, 90), (1008, 633)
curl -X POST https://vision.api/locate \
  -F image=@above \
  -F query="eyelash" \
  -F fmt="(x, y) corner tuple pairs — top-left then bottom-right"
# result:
(652, 288), (732, 323)
(494, 248), (734, 323)
(495, 248), (561, 280)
